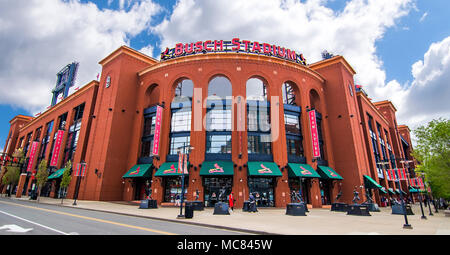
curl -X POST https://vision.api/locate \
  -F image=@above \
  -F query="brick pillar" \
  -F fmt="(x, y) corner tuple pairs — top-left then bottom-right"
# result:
(15, 173), (28, 198)
(310, 178), (322, 208)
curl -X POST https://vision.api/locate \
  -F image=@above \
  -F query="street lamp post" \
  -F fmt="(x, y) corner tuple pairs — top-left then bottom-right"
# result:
(176, 145), (194, 219)
(419, 173), (427, 220)
(72, 160), (87, 206)
(379, 161), (411, 229)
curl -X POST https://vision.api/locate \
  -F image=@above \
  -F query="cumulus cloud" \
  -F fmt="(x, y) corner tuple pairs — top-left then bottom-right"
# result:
(396, 36), (450, 128)
(154, 0), (430, 123)
(0, 0), (160, 113)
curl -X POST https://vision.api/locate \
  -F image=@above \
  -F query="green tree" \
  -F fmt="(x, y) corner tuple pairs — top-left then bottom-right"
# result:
(35, 159), (49, 202)
(1, 148), (25, 197)
(412, 118), (450, 199)
(60, 160), (72, 204)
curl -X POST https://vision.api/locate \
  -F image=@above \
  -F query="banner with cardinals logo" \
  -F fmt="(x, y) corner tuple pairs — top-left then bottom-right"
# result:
(308, 110), (321, 158)
(178, 153), (184, 174)
(152, 105), (163, 156)
(50, 130), (65, 167)
(26, 141), (39, 172)
(396, 168), (407, 180)
(75, 163), (87, 177)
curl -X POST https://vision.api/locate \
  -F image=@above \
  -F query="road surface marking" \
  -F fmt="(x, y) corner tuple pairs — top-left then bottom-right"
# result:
(0, 200), (176, 235)
(0, 224), (33, 233)
(0, 210), (68, 235)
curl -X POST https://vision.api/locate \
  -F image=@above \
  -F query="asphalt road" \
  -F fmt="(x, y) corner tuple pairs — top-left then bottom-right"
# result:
(0, 198), (250, 235)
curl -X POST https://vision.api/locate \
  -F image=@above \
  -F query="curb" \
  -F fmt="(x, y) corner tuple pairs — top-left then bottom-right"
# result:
(5, 197), (278, 235)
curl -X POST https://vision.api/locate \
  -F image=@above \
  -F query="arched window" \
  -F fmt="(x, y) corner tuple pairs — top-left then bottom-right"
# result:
(246, 77), (267, 101)
(246, 77), (271, 159)
(206, 76), (232, 157)
(141, 84), (160, 159)
(174, 79), (194, 102)
(168, 78), (193, 156)
(282, 82), (296, 106)
(283, 82), (303, 161)
(309, 89), (325, 160)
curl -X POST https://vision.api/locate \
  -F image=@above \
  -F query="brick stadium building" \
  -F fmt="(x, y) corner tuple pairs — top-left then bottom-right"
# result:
(0, 39), (419, 208)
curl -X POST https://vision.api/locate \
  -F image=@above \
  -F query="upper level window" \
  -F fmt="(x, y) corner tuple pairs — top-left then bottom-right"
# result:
(169, 78), (193, 155)
(246, 77), (267, 101)
(73, 103), (85, 124)
(348, 83), (354, 96)
(282, 82), (296, 105)
(174, 79), (193, 102)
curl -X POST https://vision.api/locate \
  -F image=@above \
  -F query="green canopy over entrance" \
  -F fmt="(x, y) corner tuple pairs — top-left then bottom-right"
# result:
(363, 175), (383, 189)
(122, 164), (152, 178)
(48, 168), (65, 180)
(316, 166), (343, 180)
(200, 161), (234, 176)
(247, 162), (282, 177)
(154, 162), (189, 177)
(287, 163), (321, 178)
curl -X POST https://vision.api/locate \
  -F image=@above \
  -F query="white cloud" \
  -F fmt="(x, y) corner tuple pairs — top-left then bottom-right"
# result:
(153, 0), (417, 116)
(139, 44), (156, 58)
(419, 12), (428, 22)
(397, 36), (450, 127)
(0, 0), (160, 113)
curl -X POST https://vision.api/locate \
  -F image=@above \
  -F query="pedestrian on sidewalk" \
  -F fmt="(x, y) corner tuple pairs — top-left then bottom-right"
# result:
(175, 193), (181, 206)
(228, 192), (235, 211)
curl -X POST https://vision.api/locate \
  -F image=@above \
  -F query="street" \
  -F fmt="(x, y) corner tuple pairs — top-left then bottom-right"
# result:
(0, 198), (249, 235)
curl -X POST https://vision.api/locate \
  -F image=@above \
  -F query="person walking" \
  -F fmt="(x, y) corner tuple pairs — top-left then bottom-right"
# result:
(228, 192), (235, 211)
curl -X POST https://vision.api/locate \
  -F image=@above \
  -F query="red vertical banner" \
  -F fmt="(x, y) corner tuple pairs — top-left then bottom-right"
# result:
(308, 110), (321, 158)
(183, 153), (188, 175)
(26, 141), (39, 172)
(152, 105), (163, 156)
(50, 130), (65, 167)
(178, 153), (184, 174)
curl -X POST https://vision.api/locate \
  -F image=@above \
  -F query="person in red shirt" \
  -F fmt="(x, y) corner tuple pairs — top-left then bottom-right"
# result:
(228, 192), (235, 211)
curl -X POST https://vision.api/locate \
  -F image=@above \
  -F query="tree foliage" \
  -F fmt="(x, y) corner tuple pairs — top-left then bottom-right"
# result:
(60, 160), (72, 204)
(412, 118), (450, 199)
(1, 148), (25, 188)
(35, 159), (48, 202)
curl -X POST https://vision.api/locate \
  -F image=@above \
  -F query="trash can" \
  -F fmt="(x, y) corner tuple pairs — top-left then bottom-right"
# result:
(185, 203), (194, 219)
(30, 191), (37, 200)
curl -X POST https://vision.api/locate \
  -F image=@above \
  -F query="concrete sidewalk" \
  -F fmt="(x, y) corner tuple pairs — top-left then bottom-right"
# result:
(5, 196), (450, 235)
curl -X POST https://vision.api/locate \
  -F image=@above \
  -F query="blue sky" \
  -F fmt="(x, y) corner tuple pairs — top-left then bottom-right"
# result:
(1, 0), (449, 152)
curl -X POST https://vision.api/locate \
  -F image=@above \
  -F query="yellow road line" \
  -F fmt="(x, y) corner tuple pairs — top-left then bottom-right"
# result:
(0, 200), (176, 235)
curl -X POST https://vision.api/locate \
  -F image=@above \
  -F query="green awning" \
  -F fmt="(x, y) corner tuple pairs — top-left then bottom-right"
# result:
(363, 175), (383, 189)
(122, 164), (152, 178)
(395, 189), (400, 194)
(48, 168), (65, 180)
(400, 190), (407, 195)
(287, 163), (321, 178)
(154, 162), (189, 177)
(388, 188), (395, 195)
(379, 187), (388, 194)
(409, 187), (419, 193)
(247, 162), (282, 177)
(316, 166), (343, 180)
(200, 161), (234, 176)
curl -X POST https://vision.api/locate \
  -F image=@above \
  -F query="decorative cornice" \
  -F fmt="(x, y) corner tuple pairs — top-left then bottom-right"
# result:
(137, 52), (325, 83)
(308, 55), (356, 75)
(99, 45), (158, 66)
(19, 80), (99, 132)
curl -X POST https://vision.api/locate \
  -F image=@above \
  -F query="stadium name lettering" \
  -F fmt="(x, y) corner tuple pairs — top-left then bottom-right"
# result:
(160, 38), (307, 65)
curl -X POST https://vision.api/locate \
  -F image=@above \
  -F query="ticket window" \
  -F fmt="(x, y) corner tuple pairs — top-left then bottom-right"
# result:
(288, 178), (310, 204)
(163, 176), (188, 202)
(203, 177), (232, 207)
(248, 177), (275, 207)
(319, 180), (332, 205)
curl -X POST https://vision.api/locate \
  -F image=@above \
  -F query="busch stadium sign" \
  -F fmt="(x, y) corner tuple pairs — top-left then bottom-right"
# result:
(160, 38), (307, 65)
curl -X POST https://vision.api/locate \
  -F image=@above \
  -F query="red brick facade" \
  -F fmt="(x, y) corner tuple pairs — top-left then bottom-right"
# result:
(1, 45), (417, 208)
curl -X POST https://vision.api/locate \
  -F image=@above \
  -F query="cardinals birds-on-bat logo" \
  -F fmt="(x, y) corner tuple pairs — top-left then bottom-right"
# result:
(257, 164), (272, 174)
(209, 163), (224, 173)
